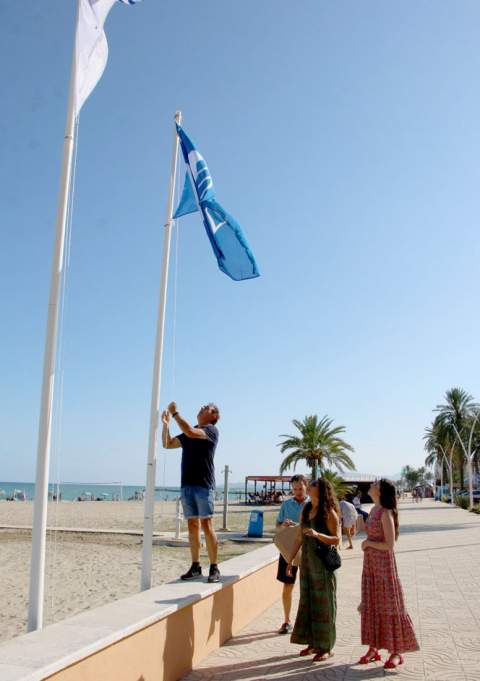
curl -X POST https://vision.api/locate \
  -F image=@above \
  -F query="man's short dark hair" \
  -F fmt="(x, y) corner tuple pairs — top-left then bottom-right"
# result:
(290, 474), (307, 485)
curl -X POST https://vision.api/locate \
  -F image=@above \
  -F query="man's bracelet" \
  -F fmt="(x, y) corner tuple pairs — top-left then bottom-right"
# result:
(172, 412), (179, 418)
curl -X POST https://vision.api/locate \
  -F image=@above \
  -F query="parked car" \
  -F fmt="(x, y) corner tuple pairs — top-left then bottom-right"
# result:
(456, 490), (480, 502)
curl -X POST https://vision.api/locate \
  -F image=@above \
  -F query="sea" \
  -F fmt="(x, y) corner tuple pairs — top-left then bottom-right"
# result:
(0, 481), (246, 503)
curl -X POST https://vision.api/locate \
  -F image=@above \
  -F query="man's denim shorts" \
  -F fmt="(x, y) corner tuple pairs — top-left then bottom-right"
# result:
(180, 486), (215, 519)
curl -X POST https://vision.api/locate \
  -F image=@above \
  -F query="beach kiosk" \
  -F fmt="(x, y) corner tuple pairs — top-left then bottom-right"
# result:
(244, 475), (293, 504)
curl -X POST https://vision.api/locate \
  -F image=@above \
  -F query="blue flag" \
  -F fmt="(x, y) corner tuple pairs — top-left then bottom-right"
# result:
(173, 125), (260, 282)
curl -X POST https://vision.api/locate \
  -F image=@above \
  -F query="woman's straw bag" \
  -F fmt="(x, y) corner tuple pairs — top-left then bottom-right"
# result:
(273, 525), (302, 566)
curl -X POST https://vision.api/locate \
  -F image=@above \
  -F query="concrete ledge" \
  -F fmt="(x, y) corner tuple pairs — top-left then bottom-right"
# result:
(0, 543), (280, 681)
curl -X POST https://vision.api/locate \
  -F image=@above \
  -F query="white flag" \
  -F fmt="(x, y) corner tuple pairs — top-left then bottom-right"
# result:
(74, 0), (140, 116)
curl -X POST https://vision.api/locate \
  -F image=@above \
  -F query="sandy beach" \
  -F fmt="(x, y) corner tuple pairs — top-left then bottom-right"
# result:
(0, 501), (278, 643)
(0, 499), (279, 534)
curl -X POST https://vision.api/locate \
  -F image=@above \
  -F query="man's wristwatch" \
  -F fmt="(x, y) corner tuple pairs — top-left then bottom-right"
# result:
(172, 411), (179, 418)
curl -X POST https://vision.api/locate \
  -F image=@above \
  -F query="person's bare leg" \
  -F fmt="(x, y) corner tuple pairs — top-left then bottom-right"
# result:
(188, 518), (201, 562)
(202, 518), (220, 583)
(347, 527), (353, 549)
(201, 518), (218, 564)
(180, 518), (203, 580)
(282, 583), (294, 623)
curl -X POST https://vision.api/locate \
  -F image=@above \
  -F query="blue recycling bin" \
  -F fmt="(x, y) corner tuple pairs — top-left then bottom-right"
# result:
(247, 510), (264, 538)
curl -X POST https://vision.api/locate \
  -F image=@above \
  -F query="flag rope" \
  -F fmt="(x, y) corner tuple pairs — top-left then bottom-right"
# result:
(171, 155), (181, 394)
(158, 138), (182, 526)
(45, 113), (81, 622)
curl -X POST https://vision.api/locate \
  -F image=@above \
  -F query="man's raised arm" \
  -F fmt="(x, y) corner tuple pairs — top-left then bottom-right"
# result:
(162, 410), (181, 449)
(168, 402), (209, 440)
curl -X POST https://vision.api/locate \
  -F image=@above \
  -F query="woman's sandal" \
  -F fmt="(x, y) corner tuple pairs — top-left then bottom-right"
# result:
(358, 647), (381, 664)
(313, 651), (334, 662)
(299, 647), (315, 657)
(384, 653), (404, 669)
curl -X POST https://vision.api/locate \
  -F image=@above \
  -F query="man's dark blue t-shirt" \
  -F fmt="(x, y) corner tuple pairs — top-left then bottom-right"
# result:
(178, 424), (219, 489)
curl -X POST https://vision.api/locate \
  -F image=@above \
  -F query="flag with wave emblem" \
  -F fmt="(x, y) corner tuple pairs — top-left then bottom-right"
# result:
(173, 125), (260, 282)
(74, 0), (141, 116)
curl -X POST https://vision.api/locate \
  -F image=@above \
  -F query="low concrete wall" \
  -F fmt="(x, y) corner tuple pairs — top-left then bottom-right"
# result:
(0, 544), (280, 681)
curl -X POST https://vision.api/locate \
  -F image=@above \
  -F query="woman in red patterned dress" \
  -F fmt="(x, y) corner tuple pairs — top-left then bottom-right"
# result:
(358, 479), (419, 670)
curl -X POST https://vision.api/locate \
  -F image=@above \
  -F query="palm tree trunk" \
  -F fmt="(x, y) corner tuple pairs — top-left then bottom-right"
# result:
(311, 460), (318, 480)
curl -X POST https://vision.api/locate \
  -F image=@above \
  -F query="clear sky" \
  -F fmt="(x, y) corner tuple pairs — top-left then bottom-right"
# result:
(1, 1), (480, 486)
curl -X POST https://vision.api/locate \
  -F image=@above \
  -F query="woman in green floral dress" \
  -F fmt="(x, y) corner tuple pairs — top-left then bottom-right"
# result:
(287, 478), (340, 662)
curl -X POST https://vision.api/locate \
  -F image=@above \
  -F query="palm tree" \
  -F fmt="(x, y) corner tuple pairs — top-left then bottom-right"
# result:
(454, 407), (480, 508)
(470, 417), (480, 480)
(400, 465), (420, 490)
(435, 387), (476, 490)
(424, 416), (456, 502)
(322, 469), (353, 500)
(278, 415), (355, 480)
(417, 466), (433, 486)
(424, 421), (443, 487)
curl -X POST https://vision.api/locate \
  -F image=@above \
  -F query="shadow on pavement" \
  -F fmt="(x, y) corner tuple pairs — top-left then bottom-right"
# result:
(190, 654), (384, 680)
(188, 654), (300, 679)
(224, 630), (280, 646)
(250, 664), (384, 680)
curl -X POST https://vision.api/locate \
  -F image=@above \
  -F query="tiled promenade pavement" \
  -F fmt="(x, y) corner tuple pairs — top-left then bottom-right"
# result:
(183, 501), (480, 681)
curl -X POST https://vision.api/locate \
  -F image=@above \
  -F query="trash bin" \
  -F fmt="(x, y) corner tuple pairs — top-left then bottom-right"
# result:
(247, 510), (264, 538)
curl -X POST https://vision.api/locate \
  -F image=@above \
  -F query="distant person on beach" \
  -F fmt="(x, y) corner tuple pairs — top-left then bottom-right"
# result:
(162, 401), (220, 583)
(353, 492), (369, 522)
(358, 479), (419, 670)
(275, 474), (308, 635)
(339, 498), (357, 549)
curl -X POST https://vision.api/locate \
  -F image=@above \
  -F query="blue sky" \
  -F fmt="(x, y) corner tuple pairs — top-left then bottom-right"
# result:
(1, 1), (480, 486)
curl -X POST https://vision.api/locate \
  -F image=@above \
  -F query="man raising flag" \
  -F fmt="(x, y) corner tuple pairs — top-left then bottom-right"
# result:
(162, 402), (221, 584)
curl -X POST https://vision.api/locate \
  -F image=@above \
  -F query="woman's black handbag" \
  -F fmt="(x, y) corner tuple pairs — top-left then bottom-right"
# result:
(315, 541), (342, 572)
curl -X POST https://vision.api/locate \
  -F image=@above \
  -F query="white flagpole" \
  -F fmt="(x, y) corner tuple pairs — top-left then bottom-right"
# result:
(141, 111), (182, 591)
(27, 22), (78, 633)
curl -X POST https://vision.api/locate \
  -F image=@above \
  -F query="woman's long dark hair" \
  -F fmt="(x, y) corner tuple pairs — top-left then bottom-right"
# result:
(379, 478), (399, 540)
(302, 478), (339, 530)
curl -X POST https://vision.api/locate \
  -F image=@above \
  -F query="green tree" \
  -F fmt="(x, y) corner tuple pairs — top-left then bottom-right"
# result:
(450, 407), (480, 508)
(435, 387), (477, 489)
(424, 415), (456, 501)
(400, 465), (434, 495)
(400, 465), (420, 490)
(424, 419), (444, 477)
(278, 415), (355, 480)
(416, 466), (433, 486)
(468, 414), (480, 480)
(322, 470), (353, 500)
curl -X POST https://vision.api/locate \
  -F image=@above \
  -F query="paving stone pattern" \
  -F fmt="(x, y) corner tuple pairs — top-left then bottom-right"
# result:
(183, 501), (480, 681)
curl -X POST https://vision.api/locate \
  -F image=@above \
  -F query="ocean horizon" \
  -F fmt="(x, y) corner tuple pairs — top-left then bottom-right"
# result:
(0, 481), (248, 502)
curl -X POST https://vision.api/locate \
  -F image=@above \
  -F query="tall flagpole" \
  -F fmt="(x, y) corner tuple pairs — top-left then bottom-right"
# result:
(27, 26), (78, 633)
(141, 111), (182, 591)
